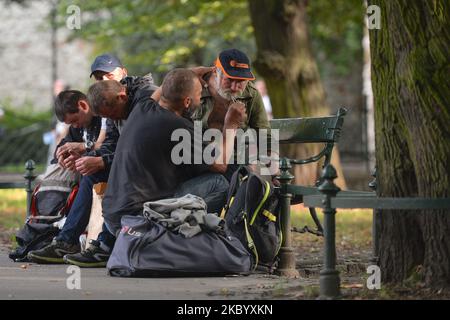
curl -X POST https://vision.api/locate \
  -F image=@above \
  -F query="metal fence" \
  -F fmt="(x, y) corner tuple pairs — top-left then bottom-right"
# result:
(278, 163), (450, 299)
(0, 121), (51, 171)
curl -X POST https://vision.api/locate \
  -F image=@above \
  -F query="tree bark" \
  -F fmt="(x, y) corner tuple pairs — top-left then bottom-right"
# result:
(369, 0), (450, 287)
(248, 0), (346, 188)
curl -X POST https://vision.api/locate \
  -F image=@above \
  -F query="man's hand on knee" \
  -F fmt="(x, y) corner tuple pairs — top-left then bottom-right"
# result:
(75, 156), (105, 176)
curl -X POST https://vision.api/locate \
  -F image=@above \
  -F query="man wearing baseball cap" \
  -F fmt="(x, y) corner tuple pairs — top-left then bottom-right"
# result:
(192, 48), (273, 181)
(90, 53), (128, 81)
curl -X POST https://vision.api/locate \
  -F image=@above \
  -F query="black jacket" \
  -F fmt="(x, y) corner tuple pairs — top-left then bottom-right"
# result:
(52, 116), (102, 163)
(86, 74), (158, 171)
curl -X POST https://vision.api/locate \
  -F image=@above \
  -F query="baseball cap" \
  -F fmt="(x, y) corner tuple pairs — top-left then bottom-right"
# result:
(90, 54), (123, 78)
(215, 49), (255, 80)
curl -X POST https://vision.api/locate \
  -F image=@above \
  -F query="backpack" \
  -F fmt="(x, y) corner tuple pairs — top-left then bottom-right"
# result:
(221, 166), (282, 272)
(9, 164), (79, 262)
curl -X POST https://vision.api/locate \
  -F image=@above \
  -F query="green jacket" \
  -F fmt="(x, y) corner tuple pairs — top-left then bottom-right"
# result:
(192, 81), (271, 136)
(191, 80), (272, 164)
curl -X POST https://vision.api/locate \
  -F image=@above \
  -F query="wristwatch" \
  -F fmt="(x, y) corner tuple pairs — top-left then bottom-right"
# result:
(85, 140), (94, 152)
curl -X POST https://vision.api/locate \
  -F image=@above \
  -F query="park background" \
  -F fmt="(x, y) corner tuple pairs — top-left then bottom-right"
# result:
(0, 0), (448, 299)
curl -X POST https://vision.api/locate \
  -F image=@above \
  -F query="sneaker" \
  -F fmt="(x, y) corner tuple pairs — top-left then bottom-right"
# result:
(63, 240), (110, 268)
(28, 239), (80, 264)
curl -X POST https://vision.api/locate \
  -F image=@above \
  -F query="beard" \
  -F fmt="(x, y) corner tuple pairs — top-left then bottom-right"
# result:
(181, 101), (200, 120)
(217, 88), (235, 101)
(182, 106), (194, 120)
(215, 74), (242, 101)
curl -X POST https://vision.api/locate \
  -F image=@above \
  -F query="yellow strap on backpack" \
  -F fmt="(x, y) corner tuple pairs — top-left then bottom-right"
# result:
(220, 196), (234, 219)
(243, 213), (258, 270)
(262, 209), (277, 222)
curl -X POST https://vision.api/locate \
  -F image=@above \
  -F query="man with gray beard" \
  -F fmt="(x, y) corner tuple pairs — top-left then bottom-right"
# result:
(192, 49), (272, 181)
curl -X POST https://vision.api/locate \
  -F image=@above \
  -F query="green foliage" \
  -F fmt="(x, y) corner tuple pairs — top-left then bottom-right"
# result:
(0, 100), (52, 171)
(307, 0), (365, 76)
(0, 99), (52, 131)
(59, 0), (254, 81)
(58, 0), (364, 81)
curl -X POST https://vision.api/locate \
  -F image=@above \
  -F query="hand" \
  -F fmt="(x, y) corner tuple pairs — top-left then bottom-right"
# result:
(61, 152), (80, 171)
(57, 152), (67, 168)
(190, 66), (214, 86)
(272, 176), (281, 187)
(150, 87), (162, 101)
(56, 142), (85, 159)
(224, 101), (247, 129)
(247, 163), (280, 186)
(74, 156), (105, 176)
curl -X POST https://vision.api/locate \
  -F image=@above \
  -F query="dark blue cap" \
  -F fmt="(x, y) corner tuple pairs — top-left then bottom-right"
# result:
(90, 54), (123, 78)
(215, 49), (255, 80)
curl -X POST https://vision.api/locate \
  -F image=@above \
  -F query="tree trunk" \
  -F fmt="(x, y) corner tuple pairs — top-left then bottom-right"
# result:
(248, 0), (346, 189)
(369, 0), (450, 287)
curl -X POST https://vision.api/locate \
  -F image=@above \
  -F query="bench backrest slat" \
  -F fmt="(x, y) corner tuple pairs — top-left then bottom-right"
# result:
(269, 108), (346, 144)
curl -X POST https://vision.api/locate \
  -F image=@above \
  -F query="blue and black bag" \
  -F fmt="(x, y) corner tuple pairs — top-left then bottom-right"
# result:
(107, 214), (252, 277)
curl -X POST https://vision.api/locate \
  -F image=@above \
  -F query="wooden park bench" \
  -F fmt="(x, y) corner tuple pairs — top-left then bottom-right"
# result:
(268, 107), (347, 275)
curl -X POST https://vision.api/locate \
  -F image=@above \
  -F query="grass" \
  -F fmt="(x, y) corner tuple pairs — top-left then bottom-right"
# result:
(0, 190), (373, 255)
(291, 205), (373, 249)
(0, 189), (27, 230)
(0, 191), (373, 239)
(0, 164), (45, 174)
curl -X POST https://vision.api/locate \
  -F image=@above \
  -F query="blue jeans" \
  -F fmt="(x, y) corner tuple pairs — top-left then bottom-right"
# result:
(103, 172), (229, 236)
(55, 169), (109, 245)
(174, 173), (229, 214)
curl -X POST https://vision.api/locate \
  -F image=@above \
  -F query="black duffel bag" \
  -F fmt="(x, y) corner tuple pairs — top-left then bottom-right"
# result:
(107, 215), (252, 277)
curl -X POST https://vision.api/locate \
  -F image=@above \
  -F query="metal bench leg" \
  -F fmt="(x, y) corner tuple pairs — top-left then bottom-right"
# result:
(318, 164), (341, 299)
(276, 158), (299, 277)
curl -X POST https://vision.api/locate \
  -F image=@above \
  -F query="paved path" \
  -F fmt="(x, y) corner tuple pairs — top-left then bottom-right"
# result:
(0, 247), (310, 300)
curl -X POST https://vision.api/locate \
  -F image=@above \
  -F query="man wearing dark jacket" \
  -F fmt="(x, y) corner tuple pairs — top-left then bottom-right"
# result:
(27, 90), (106, 264)
(52, 90), (103, 166)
